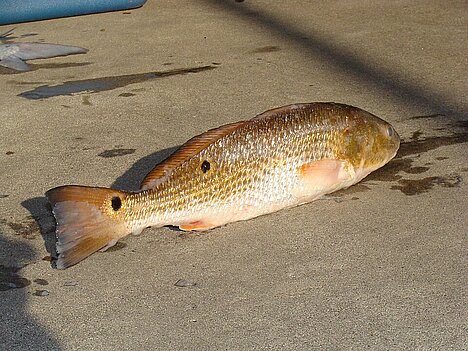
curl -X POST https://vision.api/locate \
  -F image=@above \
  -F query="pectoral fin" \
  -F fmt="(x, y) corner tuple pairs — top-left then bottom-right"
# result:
(298, 159), (352, 186)
(293, 159), (354, 200)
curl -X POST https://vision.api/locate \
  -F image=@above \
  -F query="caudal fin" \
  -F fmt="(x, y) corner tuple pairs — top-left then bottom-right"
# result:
(46, 185), (130, 269)
(0, 43), (88, 71)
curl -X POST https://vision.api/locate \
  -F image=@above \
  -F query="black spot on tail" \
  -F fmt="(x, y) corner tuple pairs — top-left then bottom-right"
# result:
(201, 160), (211, 173)
(111, 196), (122, 211)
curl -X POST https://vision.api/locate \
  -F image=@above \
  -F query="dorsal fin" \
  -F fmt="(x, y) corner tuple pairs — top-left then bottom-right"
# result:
(250, 104), (307, 121)
(140, 121), (247, 189)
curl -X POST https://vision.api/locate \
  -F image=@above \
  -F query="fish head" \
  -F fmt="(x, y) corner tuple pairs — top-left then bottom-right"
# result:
(339, 110), (400, 180)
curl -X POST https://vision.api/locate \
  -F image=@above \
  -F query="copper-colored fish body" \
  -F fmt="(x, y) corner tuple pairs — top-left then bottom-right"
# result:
(128, 103), (399, 230)
(46, 103), (400, 268)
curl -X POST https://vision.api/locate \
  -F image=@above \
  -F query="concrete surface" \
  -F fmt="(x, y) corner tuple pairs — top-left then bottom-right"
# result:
(0, 0), (467, 350)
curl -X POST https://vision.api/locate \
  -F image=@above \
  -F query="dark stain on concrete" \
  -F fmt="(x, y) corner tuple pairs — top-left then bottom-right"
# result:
(366, 158), (412, 182)
(404, 166), (430, 174)
(81, 95), (92, 105)
(408, 113), (446, 120)
(330, 183), (371, 197)
(398, 132), (468, 158)
(103, 241), (127, 252)
(18, 65), (217, 99)
(0, 265), (31, 291)
(251, 45), (281, 53)
(410, 130), (423, 140)
(33, 278), (49, 286)
(98, 148), (136, 158)
(0, 217), (41, 239)
(1, 62), (91, 75)
(390, 174), (462, 195)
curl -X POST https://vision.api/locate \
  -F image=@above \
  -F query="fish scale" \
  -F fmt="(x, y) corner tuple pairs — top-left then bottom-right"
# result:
(46, 102), (400, 268)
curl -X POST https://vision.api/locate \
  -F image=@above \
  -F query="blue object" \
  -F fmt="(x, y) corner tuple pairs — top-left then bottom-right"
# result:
(0, 0), (147, 25)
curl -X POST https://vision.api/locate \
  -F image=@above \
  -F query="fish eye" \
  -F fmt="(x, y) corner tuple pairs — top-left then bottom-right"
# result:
(387, 126), (394, 137)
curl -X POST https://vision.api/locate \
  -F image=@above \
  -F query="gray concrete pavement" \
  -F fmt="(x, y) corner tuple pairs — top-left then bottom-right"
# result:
(1, 1), (467, 349)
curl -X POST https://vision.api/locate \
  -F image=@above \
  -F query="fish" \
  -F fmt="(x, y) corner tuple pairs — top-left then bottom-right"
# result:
(46, 102), (400, 269)
(0, 43), (87, 71)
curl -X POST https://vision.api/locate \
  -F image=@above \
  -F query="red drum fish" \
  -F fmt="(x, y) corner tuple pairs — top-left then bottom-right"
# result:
(46, 103), (400, 269)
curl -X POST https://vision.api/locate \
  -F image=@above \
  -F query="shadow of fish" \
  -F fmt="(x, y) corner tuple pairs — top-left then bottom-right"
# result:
(46, 103), (400, 269)
(0, 43), (87, 71)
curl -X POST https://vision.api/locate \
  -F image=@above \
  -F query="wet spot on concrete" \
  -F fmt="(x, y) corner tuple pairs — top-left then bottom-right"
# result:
(29, 62), (91, 71)
(408, 114), (446, 120)
(18, 65), (217, 99)
(103, 241), (127, 252)
(331, 183), (371, 197)
(399, 121), (467, 158)
(175, 279), (197, 287)
(390, 174), (462, 195)
(98, 148), (136, 158)
(33, 278), (49, 286)
(0, 217), (41, 239)
(33, 289), (49, 296)
(118, 92), (135, 97)
(0, 265), (31, 291)
(366, 158), (410, 182)
(81, 95), (92, 106)
(20, 33), (39, 38)
(64, 280), (78, 287)
(404, 166), (429, 174)
(398, 133), (468, 158)
(411, 130), (423, 140)
(7, 80), (48, 86)
(5, 151), (14, 155)
(250, 45), (281, 54)
(1, 31), (38, 41)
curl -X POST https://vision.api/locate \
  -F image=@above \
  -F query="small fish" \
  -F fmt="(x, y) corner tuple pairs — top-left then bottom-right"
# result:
(46, 103), (400, 269)
(0, 43), (87, 71)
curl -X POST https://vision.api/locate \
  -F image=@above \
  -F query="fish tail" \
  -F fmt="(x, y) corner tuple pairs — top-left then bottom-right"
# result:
(46, 185), (130, 269)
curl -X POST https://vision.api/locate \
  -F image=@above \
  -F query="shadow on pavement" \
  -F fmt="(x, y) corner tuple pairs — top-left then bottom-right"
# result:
(0, 233), (61, 350)
(112, 145), (179, 191)
(21, 198), (58, 261)
(205, 0), (467, 119)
